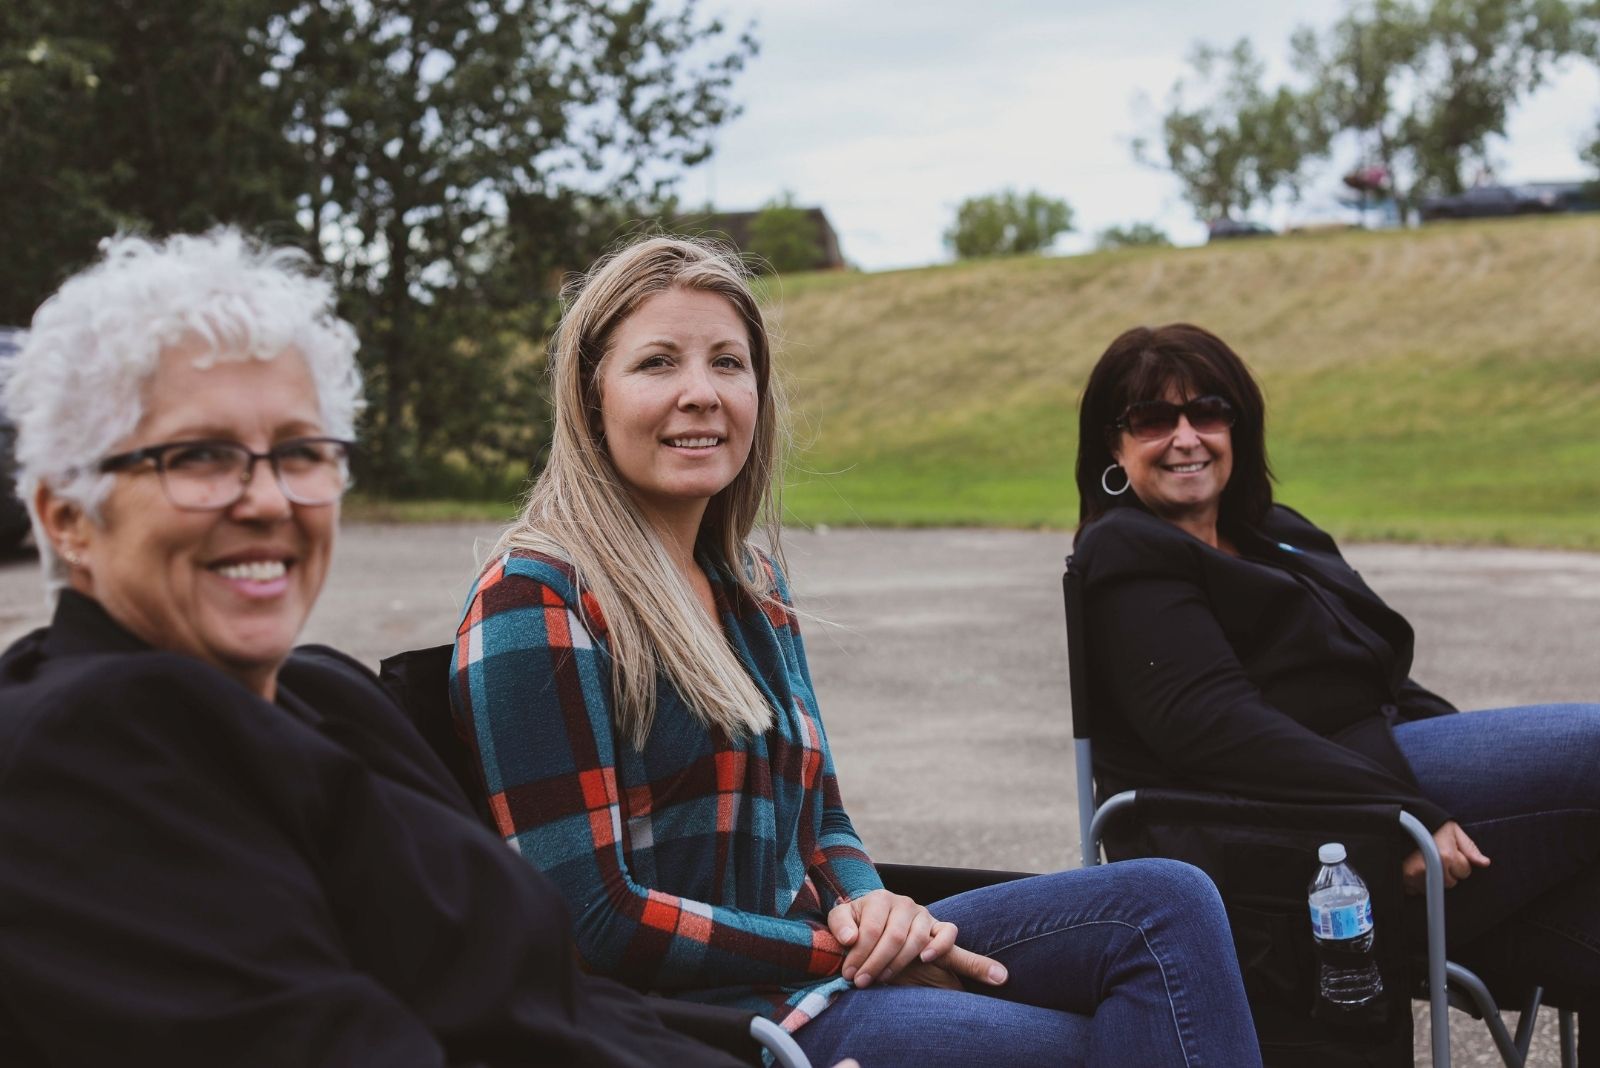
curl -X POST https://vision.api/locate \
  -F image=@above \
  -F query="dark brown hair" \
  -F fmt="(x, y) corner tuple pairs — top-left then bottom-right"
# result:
(1075, 323), (1273, 530)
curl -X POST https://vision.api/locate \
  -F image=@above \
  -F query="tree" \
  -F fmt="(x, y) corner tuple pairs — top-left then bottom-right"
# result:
(1294, 0), (1589, 222)
(1137, 38), (1329, 223)
(944, 189), (1073, 259)
(1096, 222), (1172, 250)
(272, 0), (757, 492)
(1, 1), (755, 494)
(0, 0), (301, 325)
(746, 191), (822, 274)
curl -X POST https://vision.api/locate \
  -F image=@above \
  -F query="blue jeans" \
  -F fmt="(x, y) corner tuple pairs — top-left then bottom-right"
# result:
(1394, 703), (1600, 1045)
(791, 859), (1262, 1068)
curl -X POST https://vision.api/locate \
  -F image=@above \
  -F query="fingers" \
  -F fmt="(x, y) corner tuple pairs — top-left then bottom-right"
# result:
(827, 901), (858, 947)
(940, 944), (1009, 987)
(1455, 825), (1492, 868)
(920, 920), (958, 963)
(841, 892), (893, 981)
(854, 896), (919, 987)
(882, 908), (935, 982)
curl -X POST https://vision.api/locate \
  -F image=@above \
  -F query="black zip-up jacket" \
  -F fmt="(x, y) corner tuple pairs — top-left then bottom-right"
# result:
(1073, 504), (1457, 831)
(0, 590), (742, 1067)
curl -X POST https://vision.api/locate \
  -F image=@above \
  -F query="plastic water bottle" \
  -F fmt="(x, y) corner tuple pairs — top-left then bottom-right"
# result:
(1308, 842), (1386, 1023)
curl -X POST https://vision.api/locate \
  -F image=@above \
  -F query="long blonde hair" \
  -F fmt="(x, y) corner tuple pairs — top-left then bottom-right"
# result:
(491, 235), (786, 748)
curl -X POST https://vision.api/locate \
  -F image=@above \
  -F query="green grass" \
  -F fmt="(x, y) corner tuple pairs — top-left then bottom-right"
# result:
(770, 216), (1600, 548)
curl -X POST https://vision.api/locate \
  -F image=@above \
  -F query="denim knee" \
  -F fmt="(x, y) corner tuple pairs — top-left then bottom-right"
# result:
(1113, 857), (1226, 921)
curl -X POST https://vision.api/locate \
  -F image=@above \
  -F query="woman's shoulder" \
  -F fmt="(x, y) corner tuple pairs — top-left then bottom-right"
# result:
(1072, 507), (1199, 576)
(0, 644), (266, 764)
(464, 548), (608, 639)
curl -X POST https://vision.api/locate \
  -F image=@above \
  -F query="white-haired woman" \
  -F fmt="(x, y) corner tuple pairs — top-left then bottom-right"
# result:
(451, 235), (1263, 1067)
(0, 229), (756, 1067)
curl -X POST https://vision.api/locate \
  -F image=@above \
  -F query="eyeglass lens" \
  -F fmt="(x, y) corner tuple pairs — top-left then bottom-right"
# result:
(159, 440), (350, 510)
(1122, 396), (1235, 440)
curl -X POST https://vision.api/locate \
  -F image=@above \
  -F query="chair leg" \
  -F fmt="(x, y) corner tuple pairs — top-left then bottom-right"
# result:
(1512, 986), (1543, 1060)
(1558, 1008), (1576, 1068)
(1444, 962), (1524, 1067)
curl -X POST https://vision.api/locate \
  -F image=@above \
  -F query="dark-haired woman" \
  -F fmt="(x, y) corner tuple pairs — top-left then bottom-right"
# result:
(1071, 322), (1600, 1050)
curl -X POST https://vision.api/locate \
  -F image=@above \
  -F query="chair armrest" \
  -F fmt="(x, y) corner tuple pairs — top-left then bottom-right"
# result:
(877, 862), (1035, 903)
(646, 997), (764, 1065)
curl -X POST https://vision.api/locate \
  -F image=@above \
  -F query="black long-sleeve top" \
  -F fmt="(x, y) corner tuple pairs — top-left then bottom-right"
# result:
(0, 590), (743, 1067)
(1072, 504), (1457, 831)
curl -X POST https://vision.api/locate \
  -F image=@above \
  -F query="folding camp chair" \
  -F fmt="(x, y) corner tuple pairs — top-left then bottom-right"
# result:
(379, 645), (1033, 1068)
(1062, 555), (1577, 1068)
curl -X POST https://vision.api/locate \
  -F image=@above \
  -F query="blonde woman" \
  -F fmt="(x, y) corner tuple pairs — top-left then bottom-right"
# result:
(451, 236), (1261, 1067)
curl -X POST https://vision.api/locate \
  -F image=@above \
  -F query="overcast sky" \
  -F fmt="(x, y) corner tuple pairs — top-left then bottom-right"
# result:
(681, 0), (1600, 270)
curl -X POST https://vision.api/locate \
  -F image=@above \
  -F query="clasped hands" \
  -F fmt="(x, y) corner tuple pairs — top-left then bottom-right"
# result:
(827, 889), (1008, 991)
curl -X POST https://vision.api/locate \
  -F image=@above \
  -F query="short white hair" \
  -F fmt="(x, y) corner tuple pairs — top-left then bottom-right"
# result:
(1, 228), (363, 584)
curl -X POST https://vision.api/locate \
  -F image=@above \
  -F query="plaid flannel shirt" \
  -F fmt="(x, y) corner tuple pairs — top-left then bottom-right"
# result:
(452, 548), (883, 1032)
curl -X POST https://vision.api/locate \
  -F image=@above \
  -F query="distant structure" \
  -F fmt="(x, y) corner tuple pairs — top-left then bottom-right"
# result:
(673, 206), (846, 271)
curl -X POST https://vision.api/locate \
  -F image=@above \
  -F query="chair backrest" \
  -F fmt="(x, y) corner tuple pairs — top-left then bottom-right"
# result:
(1062, 555), (1101, 857)
(378, 644), (498, 831)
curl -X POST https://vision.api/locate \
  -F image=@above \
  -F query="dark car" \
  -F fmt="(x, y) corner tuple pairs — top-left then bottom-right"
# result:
(1206, 218), (1275, 242)
(0, 327), (32, 551)
(1418, 184), (1561, 222)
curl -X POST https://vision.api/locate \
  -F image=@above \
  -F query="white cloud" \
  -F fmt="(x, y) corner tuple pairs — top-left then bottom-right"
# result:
(688, 1), (1599, 268)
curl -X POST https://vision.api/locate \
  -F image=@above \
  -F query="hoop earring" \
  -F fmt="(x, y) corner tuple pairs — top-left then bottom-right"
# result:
(1100, 463), (1130, 496)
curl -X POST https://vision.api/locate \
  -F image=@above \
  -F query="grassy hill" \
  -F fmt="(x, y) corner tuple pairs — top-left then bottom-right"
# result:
(771, 214), (1600, 549)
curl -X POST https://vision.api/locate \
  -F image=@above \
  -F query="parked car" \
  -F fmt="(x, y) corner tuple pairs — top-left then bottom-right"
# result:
(0, 327), (32, 552)
(1206, 218), (1275, 242)
(1418, 184), (1561, 222)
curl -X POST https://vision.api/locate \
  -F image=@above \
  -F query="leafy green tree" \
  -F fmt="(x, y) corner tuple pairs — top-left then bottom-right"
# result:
(944, 189), (1073, 259)
(1294, 0), (1589, 221)
(1, 0), (756, 492)
(272, 0), (756, 491)
(746, 191), (823, 274)
(0, 0), (300, 324)
(1137, 38), (1329, 223)
(1095, 222), (1173, 250)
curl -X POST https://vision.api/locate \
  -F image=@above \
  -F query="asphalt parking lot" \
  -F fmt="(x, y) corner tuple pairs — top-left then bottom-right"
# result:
(4, 524), (1597, 1065)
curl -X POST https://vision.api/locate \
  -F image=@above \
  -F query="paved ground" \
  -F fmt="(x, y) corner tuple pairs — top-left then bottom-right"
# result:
(4, 524), (1597, 1065)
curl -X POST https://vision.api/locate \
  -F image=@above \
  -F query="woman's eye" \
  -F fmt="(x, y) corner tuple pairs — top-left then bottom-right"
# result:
(166, 444), (236, 471)
(714, 354), (747, 370)
(638, 354), (670, 370)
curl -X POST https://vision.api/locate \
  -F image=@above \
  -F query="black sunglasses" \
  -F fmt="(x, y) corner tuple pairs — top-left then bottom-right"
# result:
(1113, 395), (1236, 441)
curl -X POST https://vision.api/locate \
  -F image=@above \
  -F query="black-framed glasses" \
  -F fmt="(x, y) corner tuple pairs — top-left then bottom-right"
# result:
(97, 437), (355, 511)
(1113, 395), (1236, 441)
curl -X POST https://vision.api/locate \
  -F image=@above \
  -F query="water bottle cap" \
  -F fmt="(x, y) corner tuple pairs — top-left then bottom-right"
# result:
(1318, 842), (1347, 864)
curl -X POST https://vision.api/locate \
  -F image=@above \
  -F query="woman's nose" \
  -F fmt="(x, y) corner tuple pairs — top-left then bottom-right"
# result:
(1170, 415), (1202, 446)
(677, 363), (721, 410)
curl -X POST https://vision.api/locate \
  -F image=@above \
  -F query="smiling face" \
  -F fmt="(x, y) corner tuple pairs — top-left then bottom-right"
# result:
(43, 340), (337, 698)
(1112, 382), (1234, 535)
(596, 287), (759, 535)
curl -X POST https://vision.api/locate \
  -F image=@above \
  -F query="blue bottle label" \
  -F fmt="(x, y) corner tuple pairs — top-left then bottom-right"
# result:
(1310, 898), (1373, 940)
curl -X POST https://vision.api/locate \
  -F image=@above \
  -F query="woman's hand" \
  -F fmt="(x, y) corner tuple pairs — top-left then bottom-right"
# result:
(828, 891), (1008, 990)
(828, 890), (941, 987)
(1402, 820), (1490, 894)
(884, 943), (1010, 991)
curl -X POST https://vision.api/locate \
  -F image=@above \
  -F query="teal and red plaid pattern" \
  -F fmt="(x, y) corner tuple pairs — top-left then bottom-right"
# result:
(452, 548), (883, 1033)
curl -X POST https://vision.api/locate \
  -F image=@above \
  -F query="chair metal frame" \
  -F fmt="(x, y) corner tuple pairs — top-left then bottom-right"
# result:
(1063, 556), (1574, 1068)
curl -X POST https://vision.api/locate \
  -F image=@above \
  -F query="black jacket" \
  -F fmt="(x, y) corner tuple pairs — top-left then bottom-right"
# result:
(1073, 504), (1457, 831)
(0, 591), (741, 1067)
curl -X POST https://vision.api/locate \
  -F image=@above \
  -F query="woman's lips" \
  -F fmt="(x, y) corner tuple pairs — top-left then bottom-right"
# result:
(1164, 460), (1210, 474)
